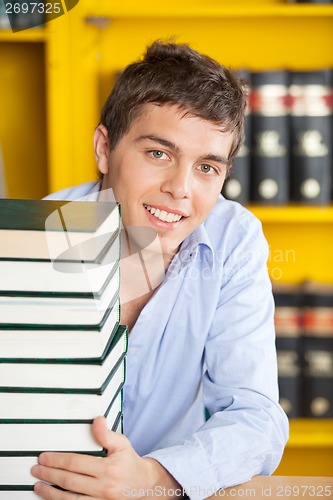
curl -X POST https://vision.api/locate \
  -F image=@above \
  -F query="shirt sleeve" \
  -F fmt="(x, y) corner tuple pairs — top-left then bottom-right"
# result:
(145, 214), (289, 500)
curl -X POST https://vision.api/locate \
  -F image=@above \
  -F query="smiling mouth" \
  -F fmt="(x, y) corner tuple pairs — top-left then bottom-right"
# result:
(144, 205), (183, 223)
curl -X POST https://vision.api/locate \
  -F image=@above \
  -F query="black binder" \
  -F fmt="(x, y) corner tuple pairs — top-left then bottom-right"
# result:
(301, 283), (333, 418)
(273, 284), (303, 418)
(251, 70), (289, 204)
(289, 69), (333, 205)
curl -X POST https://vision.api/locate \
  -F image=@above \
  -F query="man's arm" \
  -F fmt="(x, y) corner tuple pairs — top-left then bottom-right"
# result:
(144, 214), (289, 499)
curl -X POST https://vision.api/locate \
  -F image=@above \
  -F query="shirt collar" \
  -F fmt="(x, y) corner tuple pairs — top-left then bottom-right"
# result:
(177, 222), (215, 271)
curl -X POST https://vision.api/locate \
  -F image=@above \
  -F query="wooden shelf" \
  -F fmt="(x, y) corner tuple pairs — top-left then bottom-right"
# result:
(89, 2), (333, 19)
(288, 419), (333, 448)
(248, 206), (333, 224)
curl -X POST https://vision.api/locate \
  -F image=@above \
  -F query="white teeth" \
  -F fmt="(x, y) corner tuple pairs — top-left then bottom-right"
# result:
(166, 212), (175, 222)
(144, 205), (183, 223)
(159, 210), (168, 222)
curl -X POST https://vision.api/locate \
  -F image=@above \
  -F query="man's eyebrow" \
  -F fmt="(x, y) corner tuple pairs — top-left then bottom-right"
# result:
(200, 153), (230, 167)
(136, 135), (230, 167)
(135, 135), (180, 153)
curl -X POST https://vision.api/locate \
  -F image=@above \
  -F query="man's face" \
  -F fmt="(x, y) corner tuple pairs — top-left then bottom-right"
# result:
(98, 103), (233, 257)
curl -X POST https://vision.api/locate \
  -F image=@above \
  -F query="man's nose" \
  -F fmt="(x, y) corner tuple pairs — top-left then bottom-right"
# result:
(160, 164), (192, 199)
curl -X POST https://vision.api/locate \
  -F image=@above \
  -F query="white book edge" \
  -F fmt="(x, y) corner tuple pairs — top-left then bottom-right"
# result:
(0, 297), (120, 359)
(0, 359), (125, 420)
(0, 266), (120, 326)
(0, 230), (120, 294)
(0, 201), (120, 261)
(0, 492), (39, 499)
(0, 412), (123, 487)
(0, 326), (127, 389)
(0, 393), (122, 453)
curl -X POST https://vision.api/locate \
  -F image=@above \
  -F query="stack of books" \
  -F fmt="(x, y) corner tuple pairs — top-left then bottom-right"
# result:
(0, 198), (127, 497)
(222, 67), (333, 206)
(273, 281), (333, 419)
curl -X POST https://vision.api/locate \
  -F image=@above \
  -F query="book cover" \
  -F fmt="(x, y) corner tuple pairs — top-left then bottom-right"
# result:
(222, 69), (251, 204)
(0, 453), (40, 487)
(273, 283), (303, 418)
(0, 265), (119, 326)
(0, 412), (122, 490)
(0, 199), (120, 261)
(289, 69), (333, 205)
(0, 404), (122, 456)
(0, 296), (120, 359)
(0, 414), (123, 487)
(0, 357), (125, 421)
(250, 70), (289, 204)
(0, 324), (128, 390)
(0, 228), (120, 296)
(301, 282), (333, 418)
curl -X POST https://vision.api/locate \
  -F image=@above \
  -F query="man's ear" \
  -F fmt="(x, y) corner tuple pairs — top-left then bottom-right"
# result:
(94, 124), (110, 175)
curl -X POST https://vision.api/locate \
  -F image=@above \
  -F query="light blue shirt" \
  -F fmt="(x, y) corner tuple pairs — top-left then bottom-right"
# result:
(45, 181), (289, 500)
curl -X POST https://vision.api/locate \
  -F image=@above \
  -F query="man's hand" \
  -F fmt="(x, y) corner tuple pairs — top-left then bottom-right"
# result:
(31, 416), (183, 499)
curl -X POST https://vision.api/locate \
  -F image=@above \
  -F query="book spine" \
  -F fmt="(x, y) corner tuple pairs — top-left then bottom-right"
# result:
(289, 69), (333, 205)
(301, 291), (333, 418)
(250, 70), (290, 204)
(222, 70), (251, 205)
(274, 289), (303, 418)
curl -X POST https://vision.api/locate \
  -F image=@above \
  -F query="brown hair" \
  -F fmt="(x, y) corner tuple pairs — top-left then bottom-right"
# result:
(100, 40), (247, 167)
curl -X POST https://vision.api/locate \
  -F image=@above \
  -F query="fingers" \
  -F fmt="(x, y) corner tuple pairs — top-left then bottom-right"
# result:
(32, 464), (97, 498)
(35, 452), (103, 477)
(92, 416), (130, 455)
(34, 481), (96, 499)
(31, 424), (139, 500)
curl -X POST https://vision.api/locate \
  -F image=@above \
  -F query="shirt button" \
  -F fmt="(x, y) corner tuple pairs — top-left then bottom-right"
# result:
(128, 346), (137, 355)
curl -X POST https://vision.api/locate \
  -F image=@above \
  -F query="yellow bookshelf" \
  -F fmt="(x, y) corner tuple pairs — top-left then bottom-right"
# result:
(1, 0), (332, 476)
(248, 206), (333, 285)
(0, 27), (45, 41)
(249, 206), (333, 224)
(0, 28), (47, 198)
(275, 420), (333, 476)
(90, 2), (333, 18)
(288, 420), (333, 448)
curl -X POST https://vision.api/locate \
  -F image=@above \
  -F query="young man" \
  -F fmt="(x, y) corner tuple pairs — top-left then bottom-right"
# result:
(32, 41), (289, 500)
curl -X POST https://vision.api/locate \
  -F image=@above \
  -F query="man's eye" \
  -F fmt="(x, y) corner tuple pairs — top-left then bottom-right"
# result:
(199, 164), (215, 174)
(151, 150), (165, 159)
